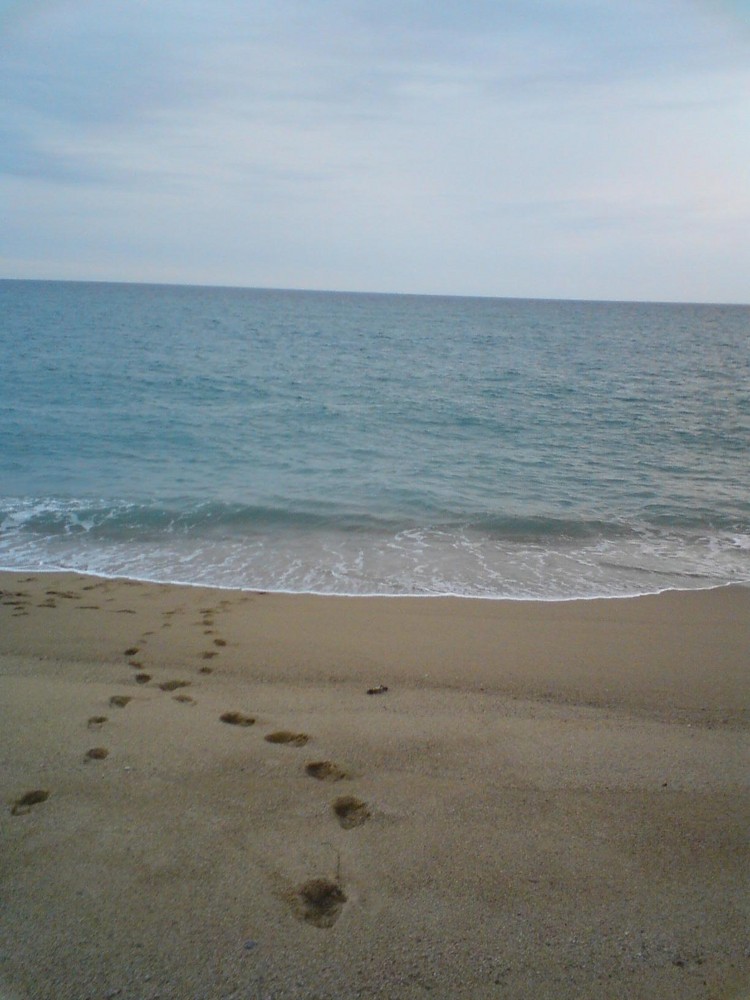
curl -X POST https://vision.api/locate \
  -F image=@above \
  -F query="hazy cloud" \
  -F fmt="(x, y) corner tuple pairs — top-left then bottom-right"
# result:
(1, 0), (748, 301)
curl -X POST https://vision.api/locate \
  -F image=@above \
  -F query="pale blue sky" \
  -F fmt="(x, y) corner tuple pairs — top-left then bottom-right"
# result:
(1, 0), (749, 301)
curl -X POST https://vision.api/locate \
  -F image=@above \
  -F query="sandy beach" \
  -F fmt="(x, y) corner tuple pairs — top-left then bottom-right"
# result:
(1, 571), (748, 999)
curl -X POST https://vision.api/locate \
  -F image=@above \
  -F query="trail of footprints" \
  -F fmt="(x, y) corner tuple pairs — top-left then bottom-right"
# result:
(8, 591), (372, 929)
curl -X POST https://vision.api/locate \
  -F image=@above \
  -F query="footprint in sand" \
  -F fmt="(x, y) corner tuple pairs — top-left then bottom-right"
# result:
(220, 711), (255, 726)
(305, 761), (348, 782)
(173, 694), (195, 704)
(134, 673), (151, 684)
(265, 731), (310, 747)
(213, 638), (227, 647)
(332, 795), (371, 829)
(109, 695), (132, 708)
(85, 747), (109, 760)
(88, 715), (108, 728)
(123, 647), (139, 656)
(201, 650), (218, 660)
(291, 879), (347, 928)
(159, 680), (191, 692)
(199, 666), (213, 674)
(11, 790), (50, 816)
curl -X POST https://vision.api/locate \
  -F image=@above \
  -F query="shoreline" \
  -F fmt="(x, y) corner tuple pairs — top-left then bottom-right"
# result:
(0, 562), (745, 603)
(2, 571), (748, 998)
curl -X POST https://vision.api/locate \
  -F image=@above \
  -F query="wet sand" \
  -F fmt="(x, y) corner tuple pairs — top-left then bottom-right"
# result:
(1, 572), (748, 999)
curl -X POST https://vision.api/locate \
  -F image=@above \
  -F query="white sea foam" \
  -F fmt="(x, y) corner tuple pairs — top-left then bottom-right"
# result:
(1, 509), (747, 599)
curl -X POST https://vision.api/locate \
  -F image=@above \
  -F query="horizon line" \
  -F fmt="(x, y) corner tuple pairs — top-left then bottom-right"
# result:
(1, 275), (748, 310)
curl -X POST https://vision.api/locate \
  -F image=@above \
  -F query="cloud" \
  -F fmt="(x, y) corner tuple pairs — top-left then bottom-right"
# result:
(1, 0), (748, 301)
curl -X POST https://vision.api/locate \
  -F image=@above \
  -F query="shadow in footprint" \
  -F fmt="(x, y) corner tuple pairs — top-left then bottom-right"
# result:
(305, 761), (348, 782)
(109, 695), (132, 708)
(333, 795), (371, 829)
(159, 680), (191, 692)
(11, 790), (49, 816)
(220, 711), (255, 726)
(88, 715), (108, 728)
(135, 673), (151, 684)
(85, 747), (108, 760)
(292, 879), (347, 928)
(265, 731), (309, 747)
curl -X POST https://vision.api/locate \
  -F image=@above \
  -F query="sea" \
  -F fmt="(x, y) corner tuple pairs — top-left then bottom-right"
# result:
(1, 279), (748, 600)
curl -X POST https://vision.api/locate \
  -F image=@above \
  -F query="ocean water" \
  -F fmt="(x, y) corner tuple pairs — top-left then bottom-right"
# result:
(1, 279), (748, 599)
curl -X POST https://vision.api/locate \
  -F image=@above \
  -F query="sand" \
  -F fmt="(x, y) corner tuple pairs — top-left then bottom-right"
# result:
(1, 571), (748, 999)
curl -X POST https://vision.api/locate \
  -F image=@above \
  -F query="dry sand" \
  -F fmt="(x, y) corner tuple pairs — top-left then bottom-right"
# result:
(1, 571), (748, 999)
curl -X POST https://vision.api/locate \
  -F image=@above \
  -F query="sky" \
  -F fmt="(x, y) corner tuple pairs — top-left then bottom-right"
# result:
(1, 0), (749, 302)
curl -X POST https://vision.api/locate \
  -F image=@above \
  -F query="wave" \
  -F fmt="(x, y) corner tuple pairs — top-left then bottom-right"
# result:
(3, 496), (747, 543)
(1, 495), (748, 600)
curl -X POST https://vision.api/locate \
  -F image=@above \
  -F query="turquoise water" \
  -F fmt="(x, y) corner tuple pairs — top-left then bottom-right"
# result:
(1, 279), (748, 598)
